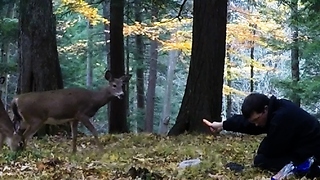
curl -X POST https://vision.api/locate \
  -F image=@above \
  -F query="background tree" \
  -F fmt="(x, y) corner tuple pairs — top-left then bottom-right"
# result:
(290, 0), (300, 106)
(1, 0), (319, 136)
(133, 0), (145, 132)
(18, 0), (64, 135)
(144, 3), (159, 132)
(168, 0), (228, 135)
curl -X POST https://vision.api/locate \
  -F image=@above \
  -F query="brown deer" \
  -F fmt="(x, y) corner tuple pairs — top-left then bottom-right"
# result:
(0, 76), (23, 151)
(11, 71), (131, 153)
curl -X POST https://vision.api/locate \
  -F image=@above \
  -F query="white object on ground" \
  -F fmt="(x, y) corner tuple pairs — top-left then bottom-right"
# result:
(178, 158), (201, 168)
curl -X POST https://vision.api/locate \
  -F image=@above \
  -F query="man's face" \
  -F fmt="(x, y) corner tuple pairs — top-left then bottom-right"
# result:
(248, 106), (268, 127)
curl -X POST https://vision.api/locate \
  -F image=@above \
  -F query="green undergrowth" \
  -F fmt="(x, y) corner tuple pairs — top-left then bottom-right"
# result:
(0, 133), (303, 179)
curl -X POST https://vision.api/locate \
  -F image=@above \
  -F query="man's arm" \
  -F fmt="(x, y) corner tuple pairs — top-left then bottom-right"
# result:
(222, 115), (267, 135)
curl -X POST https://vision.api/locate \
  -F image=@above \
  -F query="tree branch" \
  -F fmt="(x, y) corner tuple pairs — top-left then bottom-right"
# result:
(176, 0), (187, 21)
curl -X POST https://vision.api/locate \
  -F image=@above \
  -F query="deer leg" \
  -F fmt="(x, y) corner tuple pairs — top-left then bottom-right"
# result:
(22, 119), (44, 149)
(70, 120), (79, 153)
(78, 116), (103, 151)
(0, 133), (3, 150)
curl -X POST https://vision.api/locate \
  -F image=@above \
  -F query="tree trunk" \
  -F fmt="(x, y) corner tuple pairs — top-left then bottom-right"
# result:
(103, 0), (111, 67)
(144, 6), (158, 133)
(86, 21), (93, 88)
(290, 0), (300, 107)
(159, 50), (179, 135)
(250, 25), (255, 93)
(226, 50), (232, 118)
(125, 0), (131, 129)
(18, 0), (64, 136)
(168, 0), (228, 136)
(103, 0), (111, 132)
(134, 0), (145, 132)
(108, 0), (129, 133)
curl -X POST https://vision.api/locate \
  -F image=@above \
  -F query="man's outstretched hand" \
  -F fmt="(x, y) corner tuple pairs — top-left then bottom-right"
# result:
(203, 119), (223, 133)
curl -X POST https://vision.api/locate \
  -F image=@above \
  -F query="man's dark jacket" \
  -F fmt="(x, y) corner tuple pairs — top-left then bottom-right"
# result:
(223, 96), (320, 163)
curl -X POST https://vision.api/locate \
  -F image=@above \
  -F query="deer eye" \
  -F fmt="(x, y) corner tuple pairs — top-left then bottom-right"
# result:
(112, 84), (117, 88)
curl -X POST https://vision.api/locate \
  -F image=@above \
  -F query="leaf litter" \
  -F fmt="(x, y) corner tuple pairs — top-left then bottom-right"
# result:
(0, 133), (280, 179)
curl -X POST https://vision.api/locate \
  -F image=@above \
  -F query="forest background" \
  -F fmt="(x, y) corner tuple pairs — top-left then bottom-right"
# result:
(2, 0), (320, 179)
(1, 0), (320, 136)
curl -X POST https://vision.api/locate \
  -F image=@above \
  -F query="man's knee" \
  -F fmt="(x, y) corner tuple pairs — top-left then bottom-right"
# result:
(254, 154), (266, 167)
(253, 154), (292, 172)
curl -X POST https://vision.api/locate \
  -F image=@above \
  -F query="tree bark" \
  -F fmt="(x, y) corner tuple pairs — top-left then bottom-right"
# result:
(168, 0), (228, 135)
(134, 0), (145, 132)
(290, 0), (300, 107)
(226, 50), (232, 118)
(18, 0), (64, 136)
(86, 21), (93, 88)
(159, 50), (179, 135)
(103, 0), (111, 132)
(108, 0), (129, 133)
(250, 24), (256, 93)
(144, 6), (158, 133)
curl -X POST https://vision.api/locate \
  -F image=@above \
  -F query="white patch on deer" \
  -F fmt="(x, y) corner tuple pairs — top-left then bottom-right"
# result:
(5, 137), (13, 147)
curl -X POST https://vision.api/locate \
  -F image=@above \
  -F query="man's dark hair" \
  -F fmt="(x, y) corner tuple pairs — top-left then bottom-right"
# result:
(241, 93), (270, 118)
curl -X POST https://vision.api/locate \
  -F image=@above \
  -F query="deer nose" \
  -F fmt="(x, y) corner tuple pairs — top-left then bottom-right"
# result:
(118, 93), (125, 99)
(18, 141), (25, 150)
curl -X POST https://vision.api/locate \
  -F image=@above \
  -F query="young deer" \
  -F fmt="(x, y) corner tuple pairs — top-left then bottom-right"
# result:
(0, 76), (23, 151)
(11, 71), (131, 153)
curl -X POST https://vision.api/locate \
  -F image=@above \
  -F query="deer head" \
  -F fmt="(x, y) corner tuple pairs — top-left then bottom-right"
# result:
(105, 70), (131, 99)
(0, 76), (23, 151)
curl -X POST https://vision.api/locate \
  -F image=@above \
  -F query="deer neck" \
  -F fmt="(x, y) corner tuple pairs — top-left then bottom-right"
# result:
(0, 101), (15, 137)
(0, 115), (15, 138)
(93, 86), (115, 106)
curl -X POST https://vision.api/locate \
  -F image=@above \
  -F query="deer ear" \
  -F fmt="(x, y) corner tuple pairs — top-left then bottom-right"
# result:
(0, 77), (5, 84)
(105, 71), (113, 81)
(121, 74), (132, 83)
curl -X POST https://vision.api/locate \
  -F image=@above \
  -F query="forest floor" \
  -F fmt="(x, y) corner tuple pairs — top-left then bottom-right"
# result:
(0, 133), (306, 179)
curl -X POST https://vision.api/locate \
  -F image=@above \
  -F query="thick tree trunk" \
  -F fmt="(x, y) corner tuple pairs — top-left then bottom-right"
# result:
(290, 0), (300, 107)
(134, 0), (145, 132)
(168, 0), (228, 135)
(18, 0), (64, 136)
(108, 0), (129, 133)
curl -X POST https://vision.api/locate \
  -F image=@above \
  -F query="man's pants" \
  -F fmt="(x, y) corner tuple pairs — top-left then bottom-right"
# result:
(254, 137), (320, 177)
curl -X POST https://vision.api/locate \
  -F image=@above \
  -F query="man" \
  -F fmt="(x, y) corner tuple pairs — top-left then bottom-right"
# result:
(203, 93), (320, 178)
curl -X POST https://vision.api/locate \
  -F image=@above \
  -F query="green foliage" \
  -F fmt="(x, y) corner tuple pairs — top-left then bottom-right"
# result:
(2, 151), (21, 162)
(272, 74), (320, 108)
(265, 1), (320, 111)
(0, 60), (17, 74)
(0, 18), (18, 43)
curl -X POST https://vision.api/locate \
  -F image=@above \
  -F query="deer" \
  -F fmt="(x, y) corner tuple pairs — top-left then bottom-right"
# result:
(0, 76), (23, 151)
(11, 71), (131, 153)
